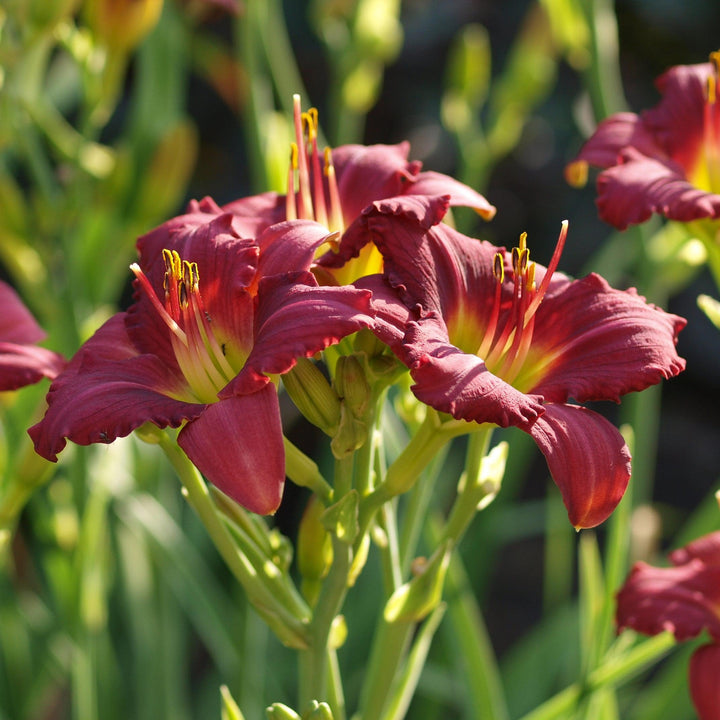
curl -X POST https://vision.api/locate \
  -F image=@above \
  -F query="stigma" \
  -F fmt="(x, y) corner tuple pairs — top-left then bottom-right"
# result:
(130, 250), (239, 403)
(286, 95), (345, 234)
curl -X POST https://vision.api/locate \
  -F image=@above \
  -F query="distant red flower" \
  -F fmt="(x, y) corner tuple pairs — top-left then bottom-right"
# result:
(29, 212), (374, 514)
(348, 195), (686, 528)
(0, 281), (65, 391)
(617, 530), (720, 720)
(189, 96), (496, 284)
(566, 52), (720, 230)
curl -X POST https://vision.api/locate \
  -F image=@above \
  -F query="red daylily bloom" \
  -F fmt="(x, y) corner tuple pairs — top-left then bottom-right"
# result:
(29, 212), (374, 514)
(348, 195), (685, 528)
(617, 530), (720, 720)
(0, 281), (65, 391)
(188, 96), (496, 284)
(566, 52), (720, 230)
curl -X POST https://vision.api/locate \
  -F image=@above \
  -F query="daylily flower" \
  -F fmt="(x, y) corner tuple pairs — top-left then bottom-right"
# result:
(616, 530), (720, 720)
(28, 211), (374, 514)
(0, 281), (65, 391)
(188, 95), (496, 285)
(346, 195), (685, 528)
(566, 52), (720, 231)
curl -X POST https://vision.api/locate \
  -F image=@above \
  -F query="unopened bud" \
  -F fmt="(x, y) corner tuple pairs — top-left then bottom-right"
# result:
(220, 685), (246, 720)
(330, 404), (367, 458)
(384, 542), (452, 623)
(266, 704), (301, 720)
(84, 0), (164, 51)
(284, 358), (341, 435)
(304, 701), (335, 720)
(298, 496), (333, 605)
(333, 355), (370, 419)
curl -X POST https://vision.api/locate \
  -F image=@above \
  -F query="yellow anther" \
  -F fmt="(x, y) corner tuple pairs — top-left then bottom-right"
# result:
(302, 111), (317, 143)
(710, 50), (720, 75)
(526, 261), (536, 290)
(493, 252), (504, 283)
(707, 75), (717, 105)
(290, 142), (298, 170)
(323, 146), (334, 176)
(518, 231), (527, 253)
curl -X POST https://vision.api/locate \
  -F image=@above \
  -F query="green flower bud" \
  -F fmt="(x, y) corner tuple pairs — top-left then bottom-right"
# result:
(384, 542), (452, 623)
(298, 496), (333, 605)
(330, 404), (367, 459)
(333, 355), (370, 419)
(83, 0), (163, 52)
(266, 704), (301, 720)
(303, 701), (335, 720)
(220, 685), (246, 720)
(283, 357), (341, 435)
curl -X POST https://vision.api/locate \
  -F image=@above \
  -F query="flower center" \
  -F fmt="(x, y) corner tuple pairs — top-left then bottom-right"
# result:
(286, 94), (345, 234)
(131, 250), (242, 403)
(698, 51), (720, 194)
(477, 222), (568, 391)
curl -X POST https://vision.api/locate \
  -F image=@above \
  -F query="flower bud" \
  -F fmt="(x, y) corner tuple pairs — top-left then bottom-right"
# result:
(333, 355), (370, 419)
(265, 704), (301, 720)
(83, 0), (164, 52)
(303, 701), (335, 720)
(283, 357), (341, 435)
(297, 496), (333, 605)
(220, 685), (246, 720)
(383, 542), (452, 623)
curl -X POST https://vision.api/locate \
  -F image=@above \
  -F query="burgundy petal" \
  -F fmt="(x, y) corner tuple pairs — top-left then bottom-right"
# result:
(531, 273), (686, 403)
(567, 113), (664, 171)
(0, 343), (66, 390)
(224, 272), (375, 395)
(28, 315), (202, 462)
(406, 170), (496, 219)
(405, 315), (545, 430)
(616, 560), (720, 643)
(596, 149), (720, 229)
(187, 192), (286, 237)
(670, 531), (720, 568)
(353, 274), (411, 352)
(178, 387), (285, 515)
(644, 63), (710, 170)
(0, 281), (46, 345)
(256, 219), (336, 280)
(689, 644), (720, 720)
(528, 403), (631, 528)
(331, 142), (422, 222)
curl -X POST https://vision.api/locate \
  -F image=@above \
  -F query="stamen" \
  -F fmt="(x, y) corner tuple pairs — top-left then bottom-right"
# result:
(306, 108), (329, 227)
(524, 221), (568, 321)
(477, 252), (505, 359)
(286, 143), (298, 221)
(324, 146), (344, 233)
(293, 94), (313, 219)
(130, 263), (187, 345)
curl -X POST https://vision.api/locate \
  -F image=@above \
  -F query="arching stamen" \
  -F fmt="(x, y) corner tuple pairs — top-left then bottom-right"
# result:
(306, 108), (329, 227)
(324, 146), (344, 233)
(286, 143), (298, 221)
(293, 94), (313, 219)
(130, 262), (187, 345)
(477, 252), (505, 359)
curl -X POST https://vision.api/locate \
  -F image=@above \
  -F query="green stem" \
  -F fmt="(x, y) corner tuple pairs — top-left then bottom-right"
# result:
(299, 535), (352, 710)
(517, 632), (676, 720)
(283, 437), (333, 503)
(582, 0), (627, 120)
(157, 435), (310, 648)
(356, 617), (414, 720)
(428, 515), (510, 720)
(440, 426), (494, 545)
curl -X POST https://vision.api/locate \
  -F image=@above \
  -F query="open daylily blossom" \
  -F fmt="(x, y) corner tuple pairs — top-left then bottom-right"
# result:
(188, 95), (496, 284)
(345, 195), (686, 528)
(28, 211), (374, 514)
(0, 281), (65, 391)
(617, 530), (720, 720)
(566, 52), (720, 230)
